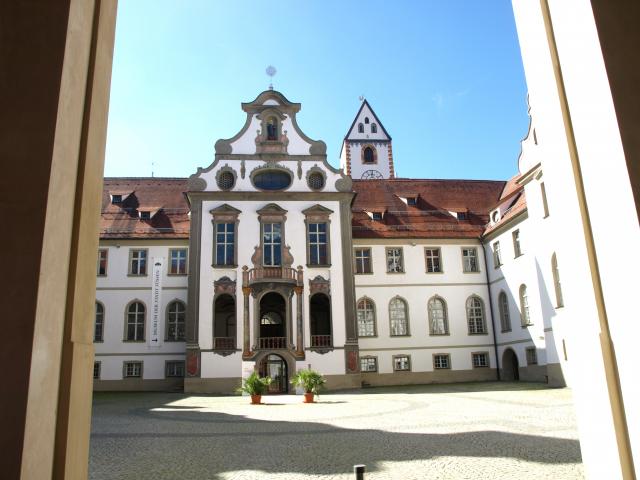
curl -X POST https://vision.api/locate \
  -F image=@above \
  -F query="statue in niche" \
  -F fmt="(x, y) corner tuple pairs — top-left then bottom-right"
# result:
(266, 117), (278, 141)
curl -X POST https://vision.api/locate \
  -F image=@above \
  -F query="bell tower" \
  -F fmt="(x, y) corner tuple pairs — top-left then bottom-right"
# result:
(340, 98), (394, 179)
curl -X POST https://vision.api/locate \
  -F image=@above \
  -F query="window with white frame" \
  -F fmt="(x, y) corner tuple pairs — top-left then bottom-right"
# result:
(129, 249), (147, 275)
(169, 248), (188, 275)
(425, 248), (442, 273)
(498, 291), (511, 332)
(124, 361), (142, 378)
(389, 297), (409, 336)
(433, 354), (450, 369)
(357, 298), (376, 337)
(97, 248), (108, 276)
(354, 248), (372, 274)
(215, 223), (235, 266)
(308, 223), (328, 266)
(262, 223), (282, 266)
(125, 302), (145, 341)
(165, 361), (185, 378)
(493, 241), (502, 267)
(472, 352), (489, 368)
(166, 301), (186, 341)
(512, 229), (522, 257)
(552, 253), (564, 308)
(462, 248), (479, 272)
(428, 296), (448, 335)
(526, 347), (538, 365)
(519, 284), (531, 326)
(393, 355), (410, 371)
(94, 302), (104, 342)
(466, 296), (486, 334)
(93, 361), (101, 380)
(360, 356), (377, 372)
(386, 247), (404, 273)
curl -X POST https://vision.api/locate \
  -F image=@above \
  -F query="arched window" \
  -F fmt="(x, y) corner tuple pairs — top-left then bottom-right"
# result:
(357, 298), (376, 337)
(358, 123), (364, 133)
(126, 301), (145, 341)
(389, 297), (409, 336)
(371, 123), (377, 133)
(166, 300), (186, 341)
(310, 293), (332, 347)
(94, 302), (104, 342)
(466, 296), (486, 334)
(363, 146), (375, 164)
(519, 284), (531, 326)
(498, 291), (511, 332)
(213, 294), (236, 350)
(552, 253), (564, 308)
(266, 116), (278, 140)
(428, 296), (448, 335)
(364, 117), (370, 124)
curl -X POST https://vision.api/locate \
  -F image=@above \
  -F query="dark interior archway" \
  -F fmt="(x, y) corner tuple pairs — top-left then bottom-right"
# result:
(502, 348), (520, 381)
(258, 353), (288, 393)
(259, 292), (286, 349)
(310, 293), (332, 348)
(213, 294), (236, 350)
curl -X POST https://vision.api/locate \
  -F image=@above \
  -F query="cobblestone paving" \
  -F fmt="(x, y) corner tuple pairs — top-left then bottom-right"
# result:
(89, 382), (584, 480)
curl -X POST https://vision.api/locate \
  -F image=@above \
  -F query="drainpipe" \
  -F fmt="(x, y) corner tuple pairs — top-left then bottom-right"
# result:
(482, 240), (501, 380)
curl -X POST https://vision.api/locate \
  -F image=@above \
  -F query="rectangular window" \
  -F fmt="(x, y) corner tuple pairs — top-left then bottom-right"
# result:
(97, 249), (108, 276)
(425, 248), (442, 273)
(169, 248), (188, 274)
(360, 356), (377, 372)
(215, 223), (235, 266)
(433, 354), (450, 369)
(371, 212), (383, 221)
(512, 230), (522, 257)
(354, 248), (372, 274)
(472, 352), (489, 368)
(493, 241), (502, 268)
(123, 361), (142, 378)
(93, 361), (101, 380)
(129, 249), (147, 275)
(541, 182), (550, 217)
(526, 347), (538, 365)
(263, 223), (282, 266)
(386, 247), (404, 273)
(393, 355), (410, 371)
(462, 248), (479, 272)
(165, 361), (185, 378)
(406, 197), (417, 206)
(308, 223), (328, 266)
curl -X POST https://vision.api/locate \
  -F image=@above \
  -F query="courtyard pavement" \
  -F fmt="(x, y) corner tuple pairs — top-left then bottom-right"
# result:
(89, 382), (584, 480)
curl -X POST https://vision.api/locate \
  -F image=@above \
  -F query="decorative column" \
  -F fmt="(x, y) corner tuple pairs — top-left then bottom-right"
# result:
(295, 265), (305, 358)
(242, 266), (251, 358)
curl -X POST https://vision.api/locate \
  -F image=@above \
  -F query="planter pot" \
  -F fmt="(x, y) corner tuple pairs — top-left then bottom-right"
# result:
(303, 392), (315, 403)
(250, 394), (262, 405)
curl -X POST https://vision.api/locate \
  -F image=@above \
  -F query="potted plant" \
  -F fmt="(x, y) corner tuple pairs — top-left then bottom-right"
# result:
(290, 369), (326, 403)
(237, 372), (272, 404)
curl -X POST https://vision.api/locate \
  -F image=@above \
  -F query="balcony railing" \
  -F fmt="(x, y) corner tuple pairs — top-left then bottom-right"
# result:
(258, 337), (287, 349)
(213, 337), (235, 350)
(311, 335), (332, 348)
(243, 265), (303, 286)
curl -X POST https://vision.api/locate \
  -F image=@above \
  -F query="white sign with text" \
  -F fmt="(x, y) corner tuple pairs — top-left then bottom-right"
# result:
(149, 257), (163, 348)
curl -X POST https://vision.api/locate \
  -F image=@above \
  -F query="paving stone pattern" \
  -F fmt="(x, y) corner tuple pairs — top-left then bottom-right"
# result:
(89, 382), (585, 480)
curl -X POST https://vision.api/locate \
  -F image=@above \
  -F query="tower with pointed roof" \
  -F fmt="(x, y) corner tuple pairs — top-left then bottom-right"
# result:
(340, 99), (395, 180)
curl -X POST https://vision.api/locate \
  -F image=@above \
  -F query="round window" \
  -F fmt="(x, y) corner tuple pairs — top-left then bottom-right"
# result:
(217, 171), (235, 190)
(253, 170), (292, 191)
(307, 172), (325, 190)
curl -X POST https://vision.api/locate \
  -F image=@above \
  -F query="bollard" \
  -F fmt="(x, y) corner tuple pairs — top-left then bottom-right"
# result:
(354, 464), (366, 479)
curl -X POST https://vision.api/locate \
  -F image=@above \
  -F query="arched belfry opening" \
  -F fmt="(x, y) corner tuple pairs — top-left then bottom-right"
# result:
(259, 292), (287, 349)
(310, 293), (332, 348)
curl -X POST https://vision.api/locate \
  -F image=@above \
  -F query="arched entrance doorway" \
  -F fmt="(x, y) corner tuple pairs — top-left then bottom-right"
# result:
(259, 292), (287, 349)
(258, 354), (288, 393)
(502, 348), (520, 381)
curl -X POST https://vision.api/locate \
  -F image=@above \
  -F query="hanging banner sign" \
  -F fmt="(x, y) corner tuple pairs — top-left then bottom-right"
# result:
(149, 257), (163, 348)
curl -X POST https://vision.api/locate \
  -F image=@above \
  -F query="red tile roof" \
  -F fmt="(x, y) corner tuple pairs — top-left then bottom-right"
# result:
(101, 178), (190, 239)
(351, 178), (506, 239)
(482, 173), (528, 236)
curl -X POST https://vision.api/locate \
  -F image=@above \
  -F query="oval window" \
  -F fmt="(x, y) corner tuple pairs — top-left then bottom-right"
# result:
(253, 170), (292, 191)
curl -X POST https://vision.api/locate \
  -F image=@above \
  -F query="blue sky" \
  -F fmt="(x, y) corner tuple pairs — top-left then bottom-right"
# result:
(105, 1), (529, 181)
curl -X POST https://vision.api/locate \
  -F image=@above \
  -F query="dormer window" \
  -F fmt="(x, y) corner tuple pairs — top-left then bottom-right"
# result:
(371, 212), (383, 221)
(457, 212), (468, 221)
(364, 117), (370, 124)
(398, 194), (419, 206)
(266, 116), (278, 140)
(109, 191), (132, 204)
(111, 194), (122, 204)
(363, 146), (375, 164)
(139, 211), (151, 220)
(491, 210), (500, 223)
(358, 123), (364, 133)
(371, 123), (377, 133)
(407, 197), (417, 206)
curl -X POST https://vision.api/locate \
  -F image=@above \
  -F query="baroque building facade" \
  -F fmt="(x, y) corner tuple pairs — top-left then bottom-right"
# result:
(94, 89), (568, 393)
